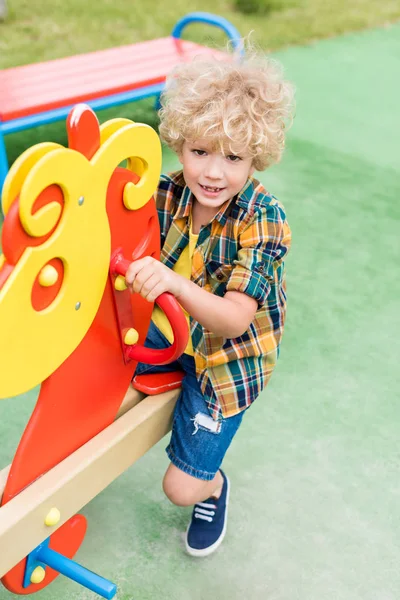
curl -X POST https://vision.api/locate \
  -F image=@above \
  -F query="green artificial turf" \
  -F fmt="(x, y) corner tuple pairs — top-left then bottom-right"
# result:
(0, 21), (399, 600)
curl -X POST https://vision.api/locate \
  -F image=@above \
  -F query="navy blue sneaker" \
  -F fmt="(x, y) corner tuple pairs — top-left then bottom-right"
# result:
(185, 470), (230, 557)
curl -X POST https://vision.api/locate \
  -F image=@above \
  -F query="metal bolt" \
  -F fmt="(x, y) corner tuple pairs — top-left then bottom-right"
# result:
(78, 196), (84, 206)
(75, 302), (81, 310)
(124, 328), (139, 345)
(30, 566), (46, 584)
(45, 507), (61, 527)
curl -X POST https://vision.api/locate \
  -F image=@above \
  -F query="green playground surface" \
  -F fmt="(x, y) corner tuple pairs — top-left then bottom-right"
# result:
(0, 22), (399, 600)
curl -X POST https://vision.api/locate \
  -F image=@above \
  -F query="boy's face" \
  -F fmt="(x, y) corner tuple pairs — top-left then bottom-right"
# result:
(178, 139), (255, 212)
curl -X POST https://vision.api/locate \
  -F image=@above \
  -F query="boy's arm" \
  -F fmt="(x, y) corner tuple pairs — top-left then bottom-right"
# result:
(183, 201), (291, 338)
(227, 202), (290, 294)
(125, 257), (257, 338)
(177, 280), (258, 338)
(125, 202), (291, 339)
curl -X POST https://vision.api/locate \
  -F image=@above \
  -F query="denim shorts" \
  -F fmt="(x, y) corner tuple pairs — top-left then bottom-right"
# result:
(135, 322), (246, 481)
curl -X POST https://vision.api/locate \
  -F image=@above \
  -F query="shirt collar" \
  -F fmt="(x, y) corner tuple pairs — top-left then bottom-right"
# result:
(173, 184), (193, 220)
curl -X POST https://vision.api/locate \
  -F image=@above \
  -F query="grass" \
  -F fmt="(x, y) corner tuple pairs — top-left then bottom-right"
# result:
(1, 0), (400, 66)
(1, 0), (399, 165)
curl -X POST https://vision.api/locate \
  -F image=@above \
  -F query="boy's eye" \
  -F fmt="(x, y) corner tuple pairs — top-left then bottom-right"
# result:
(192, 149), (207, 156)
(226, 155), (242, 162)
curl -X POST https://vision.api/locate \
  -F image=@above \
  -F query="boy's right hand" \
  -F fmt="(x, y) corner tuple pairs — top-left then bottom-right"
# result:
(125, 256), (185, 303)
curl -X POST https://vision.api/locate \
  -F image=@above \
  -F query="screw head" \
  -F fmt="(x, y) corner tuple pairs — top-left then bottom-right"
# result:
(45, 507), (61, 527)
(75, 302), (81, 310)
(78, 196), (84, 206)
(124, 328), (139, 345)
(115, 275), (128, 291)
(30, 566), (46, 584)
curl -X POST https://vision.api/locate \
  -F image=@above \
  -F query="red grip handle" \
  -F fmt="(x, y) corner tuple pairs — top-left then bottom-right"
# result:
(110, 253), (189, 365)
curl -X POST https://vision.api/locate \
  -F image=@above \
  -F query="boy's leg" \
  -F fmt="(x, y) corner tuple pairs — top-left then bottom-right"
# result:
(138, 322), (246, 556)
(162, 463), (224, 507)
(162, 353), (245, 556)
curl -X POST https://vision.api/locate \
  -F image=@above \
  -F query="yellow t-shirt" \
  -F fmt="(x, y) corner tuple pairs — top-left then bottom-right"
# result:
(152, 224), (199, 355)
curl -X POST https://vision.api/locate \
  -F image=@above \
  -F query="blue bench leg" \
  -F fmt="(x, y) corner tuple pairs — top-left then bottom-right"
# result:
(154, 94), (162, 111)
(0, 126), (9, 200)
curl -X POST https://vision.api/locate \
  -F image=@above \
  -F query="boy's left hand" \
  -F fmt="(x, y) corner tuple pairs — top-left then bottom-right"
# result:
(125, 257), (184, 303)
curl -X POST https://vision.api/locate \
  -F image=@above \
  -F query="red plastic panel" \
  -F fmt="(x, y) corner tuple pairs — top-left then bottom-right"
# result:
(2, 515), (87, 595)
(1, 186), (64, 264)
(1, 166), (159, 506)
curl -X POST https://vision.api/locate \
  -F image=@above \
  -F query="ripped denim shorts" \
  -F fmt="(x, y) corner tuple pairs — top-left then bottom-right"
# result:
(135, 322), (246, 481)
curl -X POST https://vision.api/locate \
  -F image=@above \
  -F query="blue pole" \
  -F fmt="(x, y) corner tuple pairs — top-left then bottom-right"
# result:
(37, 545), (117, 599)
(2, 82), (165, 135)
(171, 12), (243, 55)
(0, 123), (9, 200)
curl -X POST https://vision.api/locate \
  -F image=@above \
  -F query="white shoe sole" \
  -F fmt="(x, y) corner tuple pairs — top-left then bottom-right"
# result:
(185, 475), (230, 557)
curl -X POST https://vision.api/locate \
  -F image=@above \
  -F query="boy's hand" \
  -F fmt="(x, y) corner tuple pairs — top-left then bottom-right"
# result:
(125, 257), (184, 303)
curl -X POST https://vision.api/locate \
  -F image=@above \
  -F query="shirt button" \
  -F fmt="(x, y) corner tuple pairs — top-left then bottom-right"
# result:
(217, 274), (224, 280)
(176, 248), (182, 255)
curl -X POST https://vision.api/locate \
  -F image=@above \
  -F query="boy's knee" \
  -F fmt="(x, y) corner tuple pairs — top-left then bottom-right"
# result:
(162, 465), (204, 507)
(163, 480), (192, 507)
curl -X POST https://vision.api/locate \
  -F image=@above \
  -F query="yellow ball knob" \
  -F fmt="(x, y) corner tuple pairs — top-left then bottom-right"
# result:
(115, 275), (128, 291)
(124, 328), (139, 345)
(44, 507), (61, 526)
(30, 566), (46, 584)
(38, 265), (59, 287)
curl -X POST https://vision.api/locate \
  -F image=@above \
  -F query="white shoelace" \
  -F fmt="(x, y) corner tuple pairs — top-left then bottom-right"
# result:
(194, 501), (217, 522)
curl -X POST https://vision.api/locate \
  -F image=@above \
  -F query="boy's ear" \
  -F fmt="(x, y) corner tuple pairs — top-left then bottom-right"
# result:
(178, 152), (183, 165)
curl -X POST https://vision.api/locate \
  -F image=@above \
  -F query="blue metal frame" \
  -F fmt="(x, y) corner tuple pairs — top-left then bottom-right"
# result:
(172, 12), (243, 53)
(0, 123), (8, 197)
(1, 83), (165, 135)
(24, 537), (117, 599)
(150, 12), (243, 111)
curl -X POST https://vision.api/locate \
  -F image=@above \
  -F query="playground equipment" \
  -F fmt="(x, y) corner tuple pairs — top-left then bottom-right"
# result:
(0, 11), (242, 194)
(0, 104), (189, 598)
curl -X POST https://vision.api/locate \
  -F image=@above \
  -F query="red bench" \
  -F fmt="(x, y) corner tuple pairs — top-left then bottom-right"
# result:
(0, 12), (241, 195)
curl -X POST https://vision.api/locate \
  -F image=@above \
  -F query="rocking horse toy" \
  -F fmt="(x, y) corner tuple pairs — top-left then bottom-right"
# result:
(0, 104), (188, 598)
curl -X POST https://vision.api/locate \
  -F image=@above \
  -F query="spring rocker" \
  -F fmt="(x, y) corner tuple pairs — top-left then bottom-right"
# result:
(0, 104), (189, 598)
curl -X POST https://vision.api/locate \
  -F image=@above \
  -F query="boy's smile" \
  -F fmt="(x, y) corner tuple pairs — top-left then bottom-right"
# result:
(198, 183), (226, 198)
(179, 139), (255, 218)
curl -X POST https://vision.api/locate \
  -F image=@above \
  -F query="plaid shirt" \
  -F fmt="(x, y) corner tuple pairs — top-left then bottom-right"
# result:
(155, 171), (291, 420)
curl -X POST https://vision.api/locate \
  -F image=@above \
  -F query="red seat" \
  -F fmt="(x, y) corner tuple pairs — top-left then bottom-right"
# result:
(132, 370), (184, 395)
(0, 39), (226, 122)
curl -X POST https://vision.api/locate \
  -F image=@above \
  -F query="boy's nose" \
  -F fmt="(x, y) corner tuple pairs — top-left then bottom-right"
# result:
(204, 157), (224, 180)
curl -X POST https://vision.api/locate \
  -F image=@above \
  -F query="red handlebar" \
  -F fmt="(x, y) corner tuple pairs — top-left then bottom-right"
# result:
(110, 253), (189, 365)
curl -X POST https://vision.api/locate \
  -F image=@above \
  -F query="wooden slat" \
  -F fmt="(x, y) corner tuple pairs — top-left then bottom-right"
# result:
(116, 384), (145, 418)
(0, 387), (180, 578)
(0, 39), (227, 121)
(0, 465), (10, 500)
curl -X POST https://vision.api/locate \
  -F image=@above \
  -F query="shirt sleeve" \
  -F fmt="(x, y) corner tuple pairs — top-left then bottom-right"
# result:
(154, 175), (173, 241)
(226, 202), (291, 306)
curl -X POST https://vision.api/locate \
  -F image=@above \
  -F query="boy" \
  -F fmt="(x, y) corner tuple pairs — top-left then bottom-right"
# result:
(125, 49), (294, 557)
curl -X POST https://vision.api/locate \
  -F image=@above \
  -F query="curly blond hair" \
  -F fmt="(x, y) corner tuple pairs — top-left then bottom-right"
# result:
(158, 46), (295, 171)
